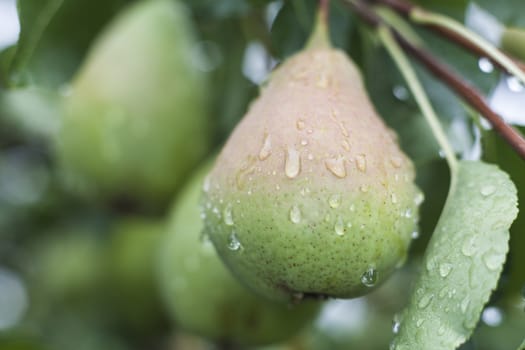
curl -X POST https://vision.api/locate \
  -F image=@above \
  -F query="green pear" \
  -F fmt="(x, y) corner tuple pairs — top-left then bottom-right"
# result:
(56, 0), (210, 203)
(201, 16), (422, 302)
(28, 230), (105, 305)
(106, 218), (167, 333)
(158, 159), (320, 346)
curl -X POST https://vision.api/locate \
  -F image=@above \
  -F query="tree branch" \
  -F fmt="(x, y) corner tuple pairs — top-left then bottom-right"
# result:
(346, 0), (525, 160)
(369, 0), (525, 73)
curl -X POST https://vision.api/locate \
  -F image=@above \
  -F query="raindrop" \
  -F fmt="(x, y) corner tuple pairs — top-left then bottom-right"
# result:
(481, 306), (503, 327)
(223, 204), (234, 226)
(307, 153), (314, 161)
(482, 250), (505, 271)
(461, 236), (477, 257)
(392, 314), (401, 334)
(414, 192), (425, 205)
(228, 232), (242, 251)
(403, 208), (413, 218)
(390, 156), (402, 168)
(415, 318), (425, 328)
(296, 119), (306, 130)
(259, 133), (272, 160)
(349, 204), (355, 212)
(480, 185), (496, 197)
(212, 206), (221, 219)
(285, 146), (301, 178)
(478, 57), (494, 73)
(289, 205), (301, 224)
(342, 140), (351, 151)
(334, 216), (345, 236)
(506, 76), (524, 92)
(316, 73), (330, 88)
(359, 185), (369, 193)
(361, 267), (378, 287)
(439, 263), (453, 277)
(460, 296), (470, 313)
(328, 194), (341, 208)
(325, 156), (347, 178)
(418, 294), (434, 309)
(300, 139), (308, 146)
(391, 193), (398, 204)
(355, 154), (367, 172)
(392, 85), (409, 101)
(235, 156), (257, 190)
(411, 230), (420, 239)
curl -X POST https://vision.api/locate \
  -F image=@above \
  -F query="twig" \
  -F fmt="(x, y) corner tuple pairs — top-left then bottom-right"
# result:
(370, 0), (525, 73)
(378, 26), (458, 172)
(320, 0), (330, 23)
(346, 0), (525, 160)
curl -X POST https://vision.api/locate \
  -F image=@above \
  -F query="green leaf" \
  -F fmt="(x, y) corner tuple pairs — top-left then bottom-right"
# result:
(413, 0), (469, 20)
(392, 161), (519, 350)
(11, 0), (65, 82)
(519, 338), (525, 350)
(9, 0), (127, 88)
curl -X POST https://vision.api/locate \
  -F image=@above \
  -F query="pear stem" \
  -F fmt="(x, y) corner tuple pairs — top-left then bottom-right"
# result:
(305, 0), (332, 50)
(320, 0), (330, 24)
(378, 26), (459, 173)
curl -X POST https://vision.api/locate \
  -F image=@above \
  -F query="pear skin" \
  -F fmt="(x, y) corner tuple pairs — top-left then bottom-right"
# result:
(56, 0), (209, 203)
(158, 159), (320, 345)
(202, 19), (422, 302)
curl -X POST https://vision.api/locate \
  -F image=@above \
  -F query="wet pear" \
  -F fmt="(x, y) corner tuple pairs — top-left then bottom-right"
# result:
(158, 160), (320, 346)
(56, 0), (209, 203)
(202, 17), (422, 302)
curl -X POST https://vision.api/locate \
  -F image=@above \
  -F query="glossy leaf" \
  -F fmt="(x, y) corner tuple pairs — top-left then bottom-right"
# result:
(9, 0), (127, 87)
(392, 161), (518, 350)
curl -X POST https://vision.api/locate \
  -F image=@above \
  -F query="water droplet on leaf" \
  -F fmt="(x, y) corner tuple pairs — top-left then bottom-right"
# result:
(439, 263), (453, 277)
(478, 57), (494, 73)
(480, 185), (496, 197)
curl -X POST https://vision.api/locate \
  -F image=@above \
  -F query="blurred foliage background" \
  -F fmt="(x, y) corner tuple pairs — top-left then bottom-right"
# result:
(0, 0), (524, 349)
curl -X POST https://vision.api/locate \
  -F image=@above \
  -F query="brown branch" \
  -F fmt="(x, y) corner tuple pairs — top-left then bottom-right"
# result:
(370, 0), (525, 73)
(347, 0), (525, 160)
(320, 0), (331, 24)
